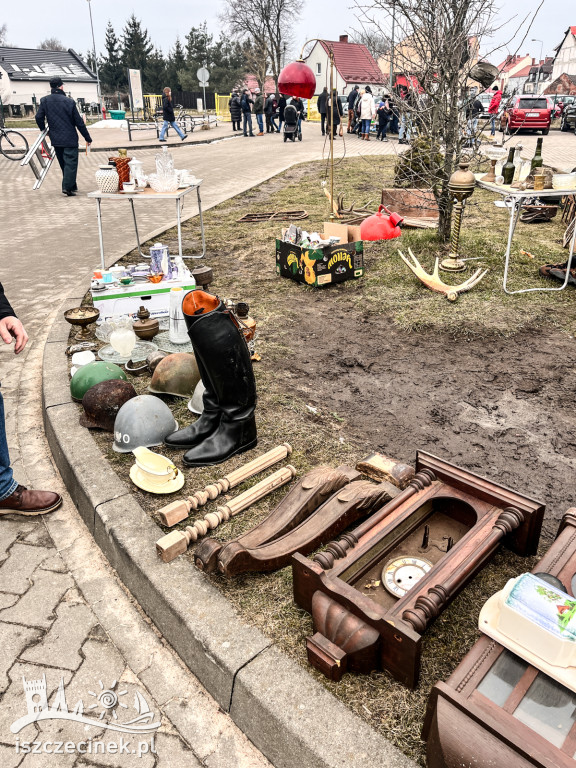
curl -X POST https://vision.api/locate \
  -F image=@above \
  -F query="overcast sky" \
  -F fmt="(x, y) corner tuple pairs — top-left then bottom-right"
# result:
(1, 0), (572, 67)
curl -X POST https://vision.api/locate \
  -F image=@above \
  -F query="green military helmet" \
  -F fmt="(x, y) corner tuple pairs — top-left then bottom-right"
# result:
(148, 352), (200, 398)
(71, 361), (128, 402)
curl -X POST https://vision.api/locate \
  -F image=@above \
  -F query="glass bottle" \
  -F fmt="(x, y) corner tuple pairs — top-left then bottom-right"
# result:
(502, 147), (516, 185)
(155, 145), (174, 177)
(512, 144), (523, 182)
(530, 138), (543, 172)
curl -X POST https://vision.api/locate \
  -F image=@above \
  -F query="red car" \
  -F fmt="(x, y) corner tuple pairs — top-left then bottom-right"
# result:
(501, 95), (552, 135)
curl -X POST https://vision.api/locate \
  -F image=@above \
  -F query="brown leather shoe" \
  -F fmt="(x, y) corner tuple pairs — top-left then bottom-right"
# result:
(0, 485), (62, 516)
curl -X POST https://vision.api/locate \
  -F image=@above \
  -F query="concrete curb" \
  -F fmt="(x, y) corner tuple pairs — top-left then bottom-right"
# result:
(43, 316), (417, 763)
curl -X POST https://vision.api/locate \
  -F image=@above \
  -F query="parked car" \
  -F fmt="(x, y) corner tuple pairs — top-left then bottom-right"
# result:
(501, 95), (552, 135)
(560, 102), (576, 133)
(477, 92), (493, 119)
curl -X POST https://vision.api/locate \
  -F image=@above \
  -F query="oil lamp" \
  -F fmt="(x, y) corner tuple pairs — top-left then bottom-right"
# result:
(278, 42), (337, 217)
(440, 160), (476, 272)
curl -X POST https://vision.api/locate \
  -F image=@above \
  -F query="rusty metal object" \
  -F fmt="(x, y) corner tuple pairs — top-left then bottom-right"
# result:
(80, 379), (137, 431)
(146, 350), (168, 374)
(191, 266), (213, 291)
(399, 248), (488, 301)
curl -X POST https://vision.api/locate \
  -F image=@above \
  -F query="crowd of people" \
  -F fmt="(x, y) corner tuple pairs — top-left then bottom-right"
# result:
(228, 83), (417, 143)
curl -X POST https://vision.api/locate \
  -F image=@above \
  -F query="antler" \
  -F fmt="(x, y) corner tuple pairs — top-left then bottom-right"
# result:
(399, 248), (488, 302)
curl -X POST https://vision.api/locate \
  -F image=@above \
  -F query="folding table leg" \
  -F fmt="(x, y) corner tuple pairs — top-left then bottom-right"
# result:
(503, 197), (573, 295)
(129, 198), (146, 259)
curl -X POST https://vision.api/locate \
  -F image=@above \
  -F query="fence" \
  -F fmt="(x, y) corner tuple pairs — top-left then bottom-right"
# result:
(214, 94), (322, 122)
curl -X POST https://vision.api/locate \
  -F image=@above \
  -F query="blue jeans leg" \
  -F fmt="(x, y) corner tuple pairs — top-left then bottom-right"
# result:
(256, 114), (264, 132)
(0, 390), (17, 501)
(243, 113), (253, 135)
(159, 120), (170, 140)
(362, 118), (371, 134)
(490, 115), (496, 135)
(171, 121), (186, 139)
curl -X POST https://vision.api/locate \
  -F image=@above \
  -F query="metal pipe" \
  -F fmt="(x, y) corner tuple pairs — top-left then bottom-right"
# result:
(86, 0), (103, 116)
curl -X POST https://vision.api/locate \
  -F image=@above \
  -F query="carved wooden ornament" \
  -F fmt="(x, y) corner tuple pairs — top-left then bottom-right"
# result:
(292, 451), (544, 687)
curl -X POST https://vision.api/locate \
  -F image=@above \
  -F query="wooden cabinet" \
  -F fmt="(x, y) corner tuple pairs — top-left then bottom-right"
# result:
(422, 511), (576, 768)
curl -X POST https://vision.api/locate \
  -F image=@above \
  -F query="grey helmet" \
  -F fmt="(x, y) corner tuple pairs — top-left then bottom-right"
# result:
(113, 395), (178, 453)
(187, 380), (206, 414)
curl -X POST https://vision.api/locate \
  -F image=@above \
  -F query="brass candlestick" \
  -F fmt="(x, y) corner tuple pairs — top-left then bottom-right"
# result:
(440, 161), (476, 272)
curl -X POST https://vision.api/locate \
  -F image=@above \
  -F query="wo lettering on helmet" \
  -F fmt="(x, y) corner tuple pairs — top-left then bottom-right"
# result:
(115, 431), (130, 444)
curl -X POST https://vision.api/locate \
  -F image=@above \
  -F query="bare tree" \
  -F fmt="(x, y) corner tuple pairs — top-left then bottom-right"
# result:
(349, 27), (390, 60)
(0, 24), (8, 46)
(221, 0), (304, 93)
(38, 37), (67, 51)
(355, 0), (542, 241)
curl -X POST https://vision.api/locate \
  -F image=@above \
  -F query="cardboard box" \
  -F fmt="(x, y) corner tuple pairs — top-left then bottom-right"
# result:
(276, 223), (364, 288)
(91, 280), (196, 321)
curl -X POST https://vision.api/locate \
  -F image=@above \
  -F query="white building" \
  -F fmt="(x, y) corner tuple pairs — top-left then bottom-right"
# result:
(303, 35), (384, 97)
(0, 47), (97, 114)
(552, 26), (576, 82)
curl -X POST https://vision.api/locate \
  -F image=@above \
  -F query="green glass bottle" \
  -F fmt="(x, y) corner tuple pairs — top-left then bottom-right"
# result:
(502, 147), (516, 185)
(530, 137), (543, 172)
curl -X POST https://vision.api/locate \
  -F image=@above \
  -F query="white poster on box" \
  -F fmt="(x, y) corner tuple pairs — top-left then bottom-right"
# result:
(91, 282), (196, 321)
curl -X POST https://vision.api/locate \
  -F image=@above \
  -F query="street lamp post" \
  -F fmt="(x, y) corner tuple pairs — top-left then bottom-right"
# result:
(531, 38), (543, 94)
(86, 0), (103, 116)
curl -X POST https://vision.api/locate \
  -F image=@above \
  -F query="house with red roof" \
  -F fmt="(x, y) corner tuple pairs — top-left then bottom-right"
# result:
(493, 54), (533, 94)
(551, 26), (576, 83)
(303, 35), (384, 96)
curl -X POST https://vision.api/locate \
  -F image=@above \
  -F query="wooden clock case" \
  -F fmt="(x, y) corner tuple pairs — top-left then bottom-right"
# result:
(292, 452), (544, 687)
(422, 510), (576, 768)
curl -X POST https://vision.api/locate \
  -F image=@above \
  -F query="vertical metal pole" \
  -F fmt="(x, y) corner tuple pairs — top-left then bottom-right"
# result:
(196, 186), (206, 259)
(95, 198), (106, 271)
(86, 0), (103, 116)
(390, 3), (396, 90)
(329, 50), (334, 220)
(176, 197), (183, 259)
(129, 198), (145, 257)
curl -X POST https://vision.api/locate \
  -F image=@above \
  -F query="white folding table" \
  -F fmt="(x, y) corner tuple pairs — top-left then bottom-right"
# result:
(88, 182), (206, 270)
(475, 174), (576, 295)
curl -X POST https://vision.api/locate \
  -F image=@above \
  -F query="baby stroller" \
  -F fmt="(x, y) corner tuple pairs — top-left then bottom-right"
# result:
(283, 104), (302, 142)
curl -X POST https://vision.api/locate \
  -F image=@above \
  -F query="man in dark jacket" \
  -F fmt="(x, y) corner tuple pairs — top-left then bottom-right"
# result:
(35, 77), (93, 196)
(253, 88), (265, 135)
(240, 90), (255, 137)
(277, 95), (287, 133)
(347, 85), (359, 132)
(229, 91), (242, 131)
(0, 283), (62, 516)
(317, 87), (328, 135)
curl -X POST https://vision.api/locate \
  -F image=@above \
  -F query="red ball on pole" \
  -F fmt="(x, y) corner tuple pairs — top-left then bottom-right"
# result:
(278, 60), (316, 99)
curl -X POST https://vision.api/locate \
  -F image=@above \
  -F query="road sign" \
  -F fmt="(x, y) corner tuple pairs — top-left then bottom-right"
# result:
(196, 67), (210, 86)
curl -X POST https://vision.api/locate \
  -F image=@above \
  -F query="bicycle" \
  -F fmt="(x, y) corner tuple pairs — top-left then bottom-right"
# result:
(0, 126), (29, 161)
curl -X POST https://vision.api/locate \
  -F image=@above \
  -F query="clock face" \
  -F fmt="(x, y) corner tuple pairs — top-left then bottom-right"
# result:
(382, 556), (433, 598)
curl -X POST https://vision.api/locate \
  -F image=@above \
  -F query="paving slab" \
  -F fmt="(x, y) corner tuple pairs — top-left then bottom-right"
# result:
(0, 569), (74, 629)
(0, 542), (52, 595)
(20, 600), (96, 670)
(0, 623), (42, 693)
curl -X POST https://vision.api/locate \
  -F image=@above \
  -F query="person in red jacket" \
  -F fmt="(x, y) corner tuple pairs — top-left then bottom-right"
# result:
(488, 85), (502, 136)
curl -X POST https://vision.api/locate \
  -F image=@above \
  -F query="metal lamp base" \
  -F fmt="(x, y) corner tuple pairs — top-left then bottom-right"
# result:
(440, 257), (467, 272)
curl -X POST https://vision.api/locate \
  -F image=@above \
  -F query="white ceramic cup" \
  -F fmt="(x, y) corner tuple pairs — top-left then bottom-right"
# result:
(123, 181), (136, 193)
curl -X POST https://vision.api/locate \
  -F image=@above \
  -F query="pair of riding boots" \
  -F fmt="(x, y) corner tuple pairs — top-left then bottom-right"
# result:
(164, 291), (257, 467)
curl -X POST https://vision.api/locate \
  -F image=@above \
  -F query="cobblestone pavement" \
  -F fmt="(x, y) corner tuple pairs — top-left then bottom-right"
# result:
(497, 128), (576, 171)
(0, 327), (273, 767)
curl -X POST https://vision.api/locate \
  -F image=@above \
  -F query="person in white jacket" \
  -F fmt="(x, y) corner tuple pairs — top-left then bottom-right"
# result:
(359, 85), (376, 140)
